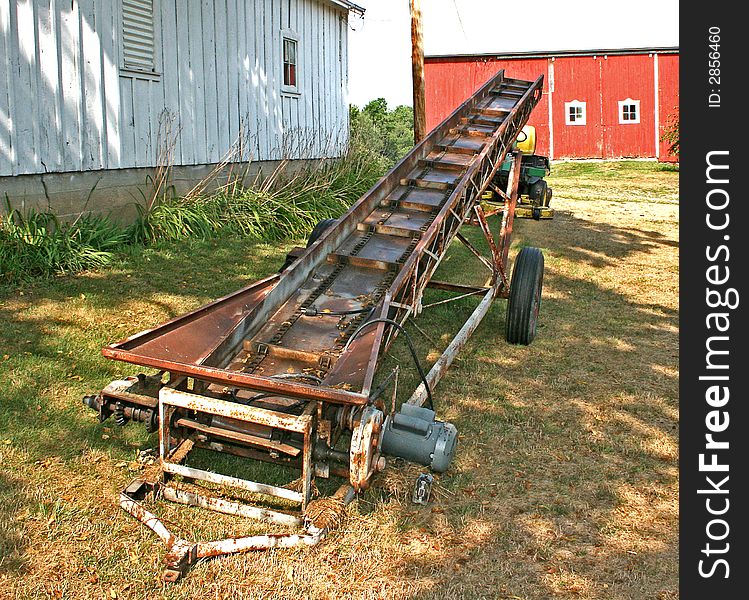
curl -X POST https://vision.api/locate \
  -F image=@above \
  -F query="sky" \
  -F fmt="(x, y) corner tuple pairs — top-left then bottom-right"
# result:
(347, 0), (680, 108)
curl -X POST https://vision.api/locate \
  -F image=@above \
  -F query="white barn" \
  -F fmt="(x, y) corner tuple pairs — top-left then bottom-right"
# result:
(0, 0), (363, 216)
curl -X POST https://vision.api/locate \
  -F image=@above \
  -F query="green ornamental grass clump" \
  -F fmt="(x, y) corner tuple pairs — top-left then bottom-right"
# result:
(129, 135), (386, 245)
(0, 199), (130, 282)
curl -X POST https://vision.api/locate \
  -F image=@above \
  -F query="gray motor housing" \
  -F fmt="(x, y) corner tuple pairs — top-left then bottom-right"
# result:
(380, 404), (458, 472)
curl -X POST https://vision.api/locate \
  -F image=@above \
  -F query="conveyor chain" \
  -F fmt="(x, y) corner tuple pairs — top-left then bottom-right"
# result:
(243, 187), (449, 378)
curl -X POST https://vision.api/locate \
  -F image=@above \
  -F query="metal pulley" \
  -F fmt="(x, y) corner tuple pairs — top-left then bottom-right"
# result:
(349, 406), (386, 491)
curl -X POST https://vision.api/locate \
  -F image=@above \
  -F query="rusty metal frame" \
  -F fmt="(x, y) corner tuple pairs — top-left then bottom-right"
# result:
(117, 381), (341, 581)
(101, 72), (542, 404)
(98, 70), (541, 581)
(402, 151), (524, 406)
(159, 385), (317, 508)
(362, 82), (538, 365)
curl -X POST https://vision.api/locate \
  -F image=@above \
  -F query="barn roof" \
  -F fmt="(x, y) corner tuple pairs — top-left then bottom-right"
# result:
(425, 47), (679, 61)
(327, 0), (365, 15)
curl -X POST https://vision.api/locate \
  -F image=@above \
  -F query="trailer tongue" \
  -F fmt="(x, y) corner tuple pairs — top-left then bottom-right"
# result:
(85, 69), (544, 580)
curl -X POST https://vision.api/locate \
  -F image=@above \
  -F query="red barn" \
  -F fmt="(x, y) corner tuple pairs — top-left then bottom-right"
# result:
(425, 47), (679, 161)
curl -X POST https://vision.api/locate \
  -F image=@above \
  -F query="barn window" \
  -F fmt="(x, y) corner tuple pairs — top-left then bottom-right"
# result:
(283, 39), (297, 86)
(619, 99), (640, 124)
(281, 31), (300, 94)
(565, 101), (586, 126)
(121, 0), (157, 74)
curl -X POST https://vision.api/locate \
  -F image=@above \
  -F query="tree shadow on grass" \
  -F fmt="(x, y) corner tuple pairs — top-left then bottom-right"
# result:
(0, 471), (29, 576)
(529, 208), (679, 268)
(372, 210), (678, 598)
(0, 209), (678, 597)
(0, 235), (294, 462)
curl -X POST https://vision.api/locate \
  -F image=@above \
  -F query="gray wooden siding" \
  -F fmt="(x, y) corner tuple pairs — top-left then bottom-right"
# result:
(0, 0), (350, 177)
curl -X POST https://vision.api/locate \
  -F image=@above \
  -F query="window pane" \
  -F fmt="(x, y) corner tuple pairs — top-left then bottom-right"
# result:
(283, 39), (298, 87)
(283, 39), (297, 64)
(566, 103), (585, 124)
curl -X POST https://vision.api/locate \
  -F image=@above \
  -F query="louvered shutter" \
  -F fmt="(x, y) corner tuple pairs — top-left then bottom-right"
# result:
(122, 0), (155, 72)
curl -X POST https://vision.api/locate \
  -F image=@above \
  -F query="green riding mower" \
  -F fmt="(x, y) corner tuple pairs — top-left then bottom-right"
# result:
(483, 125), (554, 220)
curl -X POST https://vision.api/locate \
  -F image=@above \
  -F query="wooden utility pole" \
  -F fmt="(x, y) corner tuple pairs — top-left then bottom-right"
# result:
(410, 0), (426, 144)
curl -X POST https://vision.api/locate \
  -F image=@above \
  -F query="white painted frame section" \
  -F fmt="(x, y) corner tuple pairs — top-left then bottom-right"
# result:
(565, 100), (586, 126)
(618, 98), (640, 124)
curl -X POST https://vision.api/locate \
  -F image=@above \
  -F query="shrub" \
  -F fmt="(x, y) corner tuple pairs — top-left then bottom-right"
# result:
(129, 137), (386, 245)
(349, 99), (414, 168)
(661, 110), (679, 158)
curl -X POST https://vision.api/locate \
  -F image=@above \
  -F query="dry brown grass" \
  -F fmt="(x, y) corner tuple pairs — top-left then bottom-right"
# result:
(0, 161), (678, 599)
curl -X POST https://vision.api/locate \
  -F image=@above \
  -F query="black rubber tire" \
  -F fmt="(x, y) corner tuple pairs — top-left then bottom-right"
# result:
(278, 254), (297, 272)
(505, 246), (544, 345)
(280, 218), (337, 272)
(544, 186), (553, 207)
(529, 180), (547, 203)
(306, 218), (338, 248)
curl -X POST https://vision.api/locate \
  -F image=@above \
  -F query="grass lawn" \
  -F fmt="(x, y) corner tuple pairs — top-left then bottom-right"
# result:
(0, 160), (678, 599)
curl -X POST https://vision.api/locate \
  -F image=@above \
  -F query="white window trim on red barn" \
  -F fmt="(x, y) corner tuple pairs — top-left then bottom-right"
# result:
(564, 100), (586, 126)
(618, 98), (640, 124)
